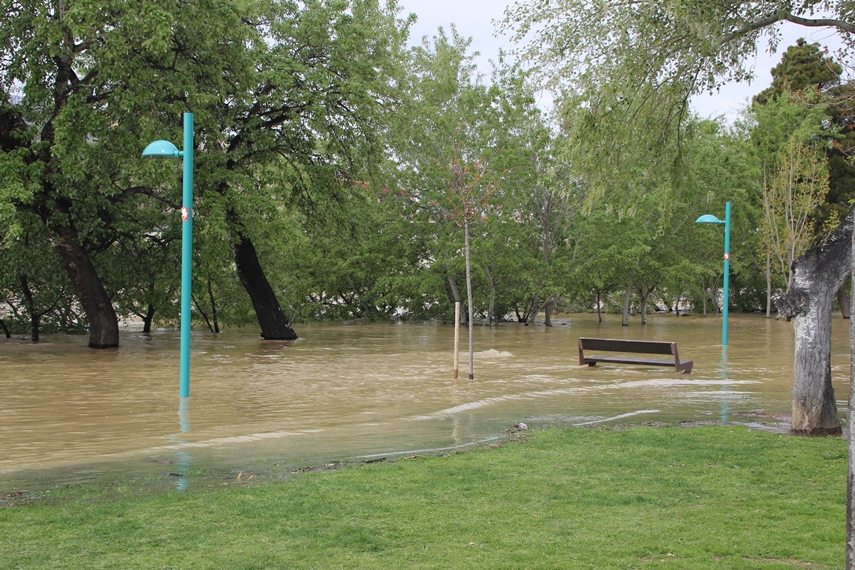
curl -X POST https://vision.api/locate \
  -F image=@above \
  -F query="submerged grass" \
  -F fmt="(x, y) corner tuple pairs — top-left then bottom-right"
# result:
(0, 425), (846, 569)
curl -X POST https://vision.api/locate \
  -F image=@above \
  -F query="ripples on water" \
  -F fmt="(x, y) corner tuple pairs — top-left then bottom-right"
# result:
(0, 313), (849, 488)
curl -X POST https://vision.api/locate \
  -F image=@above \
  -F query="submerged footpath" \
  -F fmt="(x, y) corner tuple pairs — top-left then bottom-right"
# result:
(0, 423), (845, 569)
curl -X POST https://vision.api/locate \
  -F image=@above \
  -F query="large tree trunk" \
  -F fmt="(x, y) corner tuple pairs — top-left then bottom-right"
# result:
(229, 231), (297, 340)
(848, 230), (855, 569)
(837, 279), (851, 319)
(142, 303), (155, 334)
(464, 217), (474, 380)
(777, 205), (853, 435)
(50, 219), (119, 349)
(227, 207), (296, 340)
(544, 295), (557, 327)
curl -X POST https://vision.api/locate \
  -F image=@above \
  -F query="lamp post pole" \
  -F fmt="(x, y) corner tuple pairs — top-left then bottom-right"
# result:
(721, 201), (731, 347)
(142, 112), (194, 398)
(179, 113), (194, 398)
(696, 201), (732, 347)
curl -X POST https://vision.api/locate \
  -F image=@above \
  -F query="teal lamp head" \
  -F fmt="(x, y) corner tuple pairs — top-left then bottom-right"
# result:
(142, 140), (181, 158)
(695, 214), (724, 224)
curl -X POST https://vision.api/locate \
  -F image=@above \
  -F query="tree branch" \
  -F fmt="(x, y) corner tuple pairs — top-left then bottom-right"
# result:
(748, 12), (855, 35)
(110, 186), (181, 210)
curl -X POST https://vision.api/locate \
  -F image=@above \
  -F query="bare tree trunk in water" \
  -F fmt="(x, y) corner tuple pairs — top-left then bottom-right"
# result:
(208, 275), (220, 333)
(228, 209), (296, 340)
(544, 295), (557, 327)
(778, 205), (853, 435)
(766, 254), (773, 318)
(464, 217), (474, 379)
(596, 291), (602, 323)
(0, 319), (10, 338)
(639, 290), (647, 325)
(483, 264), (496, 326)
(18, 269), (40, 342)
(837, 279), (850, 319)
(49, 216), (119, 348)
(848, 211), (855, 570)
(142, 304), (155, 334)
(621, 282), (632, 326)
(527, 293), (539, 325)
(193, 294), (215, 333)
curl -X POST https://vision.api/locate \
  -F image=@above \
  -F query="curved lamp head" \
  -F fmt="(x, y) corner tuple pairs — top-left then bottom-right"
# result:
(695, 214), (724, 225)
(142, 140), (182, 159)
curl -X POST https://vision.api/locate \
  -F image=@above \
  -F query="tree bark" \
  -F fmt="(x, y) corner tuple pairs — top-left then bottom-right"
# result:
(448, 276), (467, 325)
(230, 231), (297, 340)
(18, 269), (39, 342)
(483, 264), (496, 327)
(142, 304), (155, 334)
(208, 275), (220, 333)
(50, 219), (119, 349)
(849, 218), (855, 569)
(527, 293), (539, 325)
(0, 318), (9, 339)
(837, 279), (851, 319)
(596, 291), (602, 322)
(777, 205), (853, 435)
(621, 281), (632, 326)
(227, 208), (296, 340)
(544, 295), (557, 327)
(464, 217), (474, 380)
(766, 254), (773, 318)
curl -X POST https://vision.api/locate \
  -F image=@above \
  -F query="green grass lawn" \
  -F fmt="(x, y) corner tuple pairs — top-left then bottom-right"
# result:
(0, 425), (846, 569)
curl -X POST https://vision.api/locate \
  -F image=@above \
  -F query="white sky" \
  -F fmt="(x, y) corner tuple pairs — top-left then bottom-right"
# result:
(398, 0), (848, 123)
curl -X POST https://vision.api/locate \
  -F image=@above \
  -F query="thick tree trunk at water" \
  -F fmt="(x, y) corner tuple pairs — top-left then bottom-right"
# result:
(50, 220), (119, 349)
(230, 232), (297, 340)
(544, 295), (557, 327)
(142, 304), (155, 334)
(837, 281), (850, 319)
(848, 247), (855, 568)
(777, 205), (853, 435)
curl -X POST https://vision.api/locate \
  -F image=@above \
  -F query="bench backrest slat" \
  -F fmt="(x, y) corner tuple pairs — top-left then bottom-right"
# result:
(578, 337), (675, 355)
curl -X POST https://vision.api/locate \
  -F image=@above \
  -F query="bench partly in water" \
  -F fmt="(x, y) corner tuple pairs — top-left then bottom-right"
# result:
(577, 337), (693, 374)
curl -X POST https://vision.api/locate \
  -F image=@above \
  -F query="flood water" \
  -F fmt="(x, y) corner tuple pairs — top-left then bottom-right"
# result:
(1, 313), (850, 489)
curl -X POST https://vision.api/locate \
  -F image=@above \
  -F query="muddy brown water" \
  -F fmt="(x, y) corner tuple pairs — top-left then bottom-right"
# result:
(1, 313), (850, 489)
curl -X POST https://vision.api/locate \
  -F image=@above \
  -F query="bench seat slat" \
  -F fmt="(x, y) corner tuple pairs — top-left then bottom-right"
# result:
(583, 356), (677, 367)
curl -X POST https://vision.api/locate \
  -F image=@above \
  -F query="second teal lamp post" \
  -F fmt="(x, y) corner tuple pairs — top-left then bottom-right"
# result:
(142, 113), (194, 398)
(696, 202), (731, 347)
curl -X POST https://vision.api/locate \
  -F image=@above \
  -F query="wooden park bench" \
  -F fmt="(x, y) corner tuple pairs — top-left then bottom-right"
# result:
(578, 337), (693, 373)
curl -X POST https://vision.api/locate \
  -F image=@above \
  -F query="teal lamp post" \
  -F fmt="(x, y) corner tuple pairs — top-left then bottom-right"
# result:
(695, 201), (732, 347)
(143, 113), (194, 398)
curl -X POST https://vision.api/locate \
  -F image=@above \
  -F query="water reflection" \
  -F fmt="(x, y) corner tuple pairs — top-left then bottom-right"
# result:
(172, 397), (191, 492)
(0, 313), (849, 487)
(719, 345), (729, 423)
